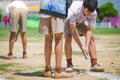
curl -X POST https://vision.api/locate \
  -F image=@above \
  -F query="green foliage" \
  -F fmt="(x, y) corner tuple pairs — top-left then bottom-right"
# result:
(0, 8), (3, 20)
(97, 2), (118, 22)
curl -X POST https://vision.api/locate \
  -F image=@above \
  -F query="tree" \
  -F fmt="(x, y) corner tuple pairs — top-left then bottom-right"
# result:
(97, 2), (118, 22)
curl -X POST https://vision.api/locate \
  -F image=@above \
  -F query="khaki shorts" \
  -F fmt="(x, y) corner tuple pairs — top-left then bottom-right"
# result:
(39, 17), (65, 34)
(9, 8), (27, 32)
(64, 20), (87, 36)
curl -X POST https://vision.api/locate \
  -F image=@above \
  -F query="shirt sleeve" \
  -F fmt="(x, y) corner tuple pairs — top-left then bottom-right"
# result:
(67, 1), (83, 25)
(67, 7), (78, 25)
(69, 14), (77, 24)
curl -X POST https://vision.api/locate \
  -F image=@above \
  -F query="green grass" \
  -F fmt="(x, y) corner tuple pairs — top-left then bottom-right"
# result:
(93, 28), (120, 34)
(0, 63), (16, 73)
(6, 76), (15, 79)
(0, 22), (120, 41)
(26, 19), (40, 28)
(72, 51), (83, 55)
(0, 27), (44, 41)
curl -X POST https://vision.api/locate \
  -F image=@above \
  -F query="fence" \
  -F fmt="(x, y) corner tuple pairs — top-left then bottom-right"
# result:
(93, 22), (112, 28)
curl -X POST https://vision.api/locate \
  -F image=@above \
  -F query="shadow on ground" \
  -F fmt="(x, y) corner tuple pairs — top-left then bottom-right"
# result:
(14, 68), (86, 77)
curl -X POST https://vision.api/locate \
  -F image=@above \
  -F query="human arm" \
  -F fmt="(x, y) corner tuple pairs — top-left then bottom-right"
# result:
(84, 23), (93, 54)
(70, 24), (88, 59)
(85, 11), (97, 53)
(70, 24), (83, 49)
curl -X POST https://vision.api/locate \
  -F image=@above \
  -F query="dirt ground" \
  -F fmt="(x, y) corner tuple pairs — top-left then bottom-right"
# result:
(0, 34), (120, 80)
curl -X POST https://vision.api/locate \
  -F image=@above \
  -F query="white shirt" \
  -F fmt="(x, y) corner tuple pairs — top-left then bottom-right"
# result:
(39, 14), (51, 18)
(6, 0), (28, 14)
(67, 1), (97, 25)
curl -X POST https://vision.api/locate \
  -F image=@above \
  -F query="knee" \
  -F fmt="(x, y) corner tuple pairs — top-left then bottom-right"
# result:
(65, 34), (72, 43)
(45, 35), (53, 42)
(55, 33), (62, 41)
(10, 32), (16, 39)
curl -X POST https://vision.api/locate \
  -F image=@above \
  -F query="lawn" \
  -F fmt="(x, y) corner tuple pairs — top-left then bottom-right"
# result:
(0, 27), (43, 41)
(93, 28), (120, 34)
(26, 19), (40, 28)
(0, 18), (120, 41)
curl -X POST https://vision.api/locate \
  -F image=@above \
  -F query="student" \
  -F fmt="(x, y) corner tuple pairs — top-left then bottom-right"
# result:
(3, 16), (8, 27)
(39, 0), (73, 78)
(5, 0), (28, 59)
(64, 0), (104, 72)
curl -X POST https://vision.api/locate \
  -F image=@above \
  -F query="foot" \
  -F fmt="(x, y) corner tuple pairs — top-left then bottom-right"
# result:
(65, 65), (74, 72)
(90, 64), (104, 72)
(41, 70), (52, 78)
(23, 54), (28, 59)
(54, 71), (73, 79)
(23, 51), (28, 59)
(5, 53), (13, 60)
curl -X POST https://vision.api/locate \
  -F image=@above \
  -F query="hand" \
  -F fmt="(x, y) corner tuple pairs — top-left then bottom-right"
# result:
(84, 47), (89, 55)
(81, 46), (89, 60)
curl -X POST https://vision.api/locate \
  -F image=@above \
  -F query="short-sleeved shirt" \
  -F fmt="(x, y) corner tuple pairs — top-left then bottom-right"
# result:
(6, 1), (28, 14)
(67, 1), (97, 25)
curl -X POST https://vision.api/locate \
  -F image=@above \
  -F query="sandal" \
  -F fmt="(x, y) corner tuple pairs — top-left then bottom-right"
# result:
(5, 53), (13, 60)
(54, 67), (73, 78)
(41, 66), (52, 77)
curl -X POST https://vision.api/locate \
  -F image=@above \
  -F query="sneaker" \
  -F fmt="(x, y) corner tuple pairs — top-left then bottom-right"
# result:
(41, 70), (52, 78)
(54, 71), (73, 79)
(90, 64), (104, 72)
(65, 66), (74, 72)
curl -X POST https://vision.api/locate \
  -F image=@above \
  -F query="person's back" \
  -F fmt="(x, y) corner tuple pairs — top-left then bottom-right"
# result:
(5, 0), (28, 59)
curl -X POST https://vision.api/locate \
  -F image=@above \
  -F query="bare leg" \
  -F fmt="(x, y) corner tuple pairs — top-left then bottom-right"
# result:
(20, 32), (27, 58)
(64, 34), (73, 69)
(9, 32), (16, 54)
(89, 34), (97, 59)
(89, 34), (104, 72)
(42, 34), (53, 77)
(54, 33), (63, 68)
(20, 32), (27, 53)
(6, 32), (16, 59)
(65, 34), (72, 59)
(45, 34), (53, 68)
(54, 33), (73, 78)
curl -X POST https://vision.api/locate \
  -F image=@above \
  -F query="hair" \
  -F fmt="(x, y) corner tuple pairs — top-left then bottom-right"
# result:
(83, 0), (98, 12)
